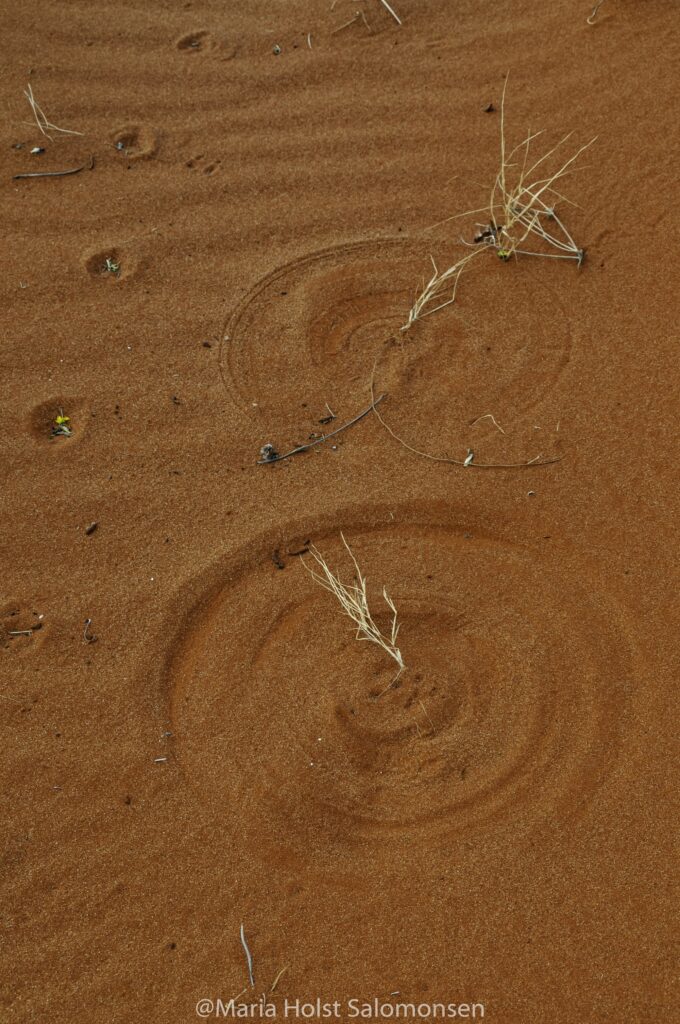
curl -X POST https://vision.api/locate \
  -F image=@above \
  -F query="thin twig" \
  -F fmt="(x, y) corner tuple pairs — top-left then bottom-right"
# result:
(240, 924), (255, 988)
(419, 699), (436, 734)
(83, 618), (97, 644)
(12, 155), (94, 181)
(469, 413), (506, 435)
(257, 394), (385, 464)
(401, 247), (486, 330)
(269, 966), (288, 995)
(587, 0), (605, 24)
(333, 10), (370, 33)
(369, 373), (560, 469)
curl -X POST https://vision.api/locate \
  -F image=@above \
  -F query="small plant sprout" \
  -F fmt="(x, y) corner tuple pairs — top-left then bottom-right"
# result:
(302, 534), (405, 681)
(104, 257), (120, 275)
(51, 410), (72, 437)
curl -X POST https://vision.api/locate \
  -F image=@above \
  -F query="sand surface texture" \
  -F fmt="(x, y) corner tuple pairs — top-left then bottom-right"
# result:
(1, 2), (677, 1022)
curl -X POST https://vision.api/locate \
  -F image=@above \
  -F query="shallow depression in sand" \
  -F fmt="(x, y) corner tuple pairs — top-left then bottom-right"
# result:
(166, 509), (631, 871)
(29, 396), (87, 444)
(1, 602), (47, 653)
(111, 124), (158, 161)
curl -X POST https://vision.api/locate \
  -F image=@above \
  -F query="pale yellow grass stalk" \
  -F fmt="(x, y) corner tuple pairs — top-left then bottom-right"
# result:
(302, 534), (405, 677)
(401, 248), (484, 331)
(24, 84), (83, 140)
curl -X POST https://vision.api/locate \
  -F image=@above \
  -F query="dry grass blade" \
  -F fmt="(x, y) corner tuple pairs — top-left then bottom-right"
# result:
(401, 247), (485, 331)
(587, 0), (605, 24)
(379, 0), (402, 25)
(302, 534), (405, 677)
(24, 84), (83, 140)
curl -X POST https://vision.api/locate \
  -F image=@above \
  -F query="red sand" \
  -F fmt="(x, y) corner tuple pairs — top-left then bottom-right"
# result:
(1, 2), (677, 1022)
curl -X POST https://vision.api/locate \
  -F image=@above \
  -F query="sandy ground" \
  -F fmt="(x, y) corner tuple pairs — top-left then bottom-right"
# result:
(1, 2), (678, 1022)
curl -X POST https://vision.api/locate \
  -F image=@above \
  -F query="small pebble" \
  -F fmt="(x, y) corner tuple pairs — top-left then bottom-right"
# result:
(259, 443), (278, 462)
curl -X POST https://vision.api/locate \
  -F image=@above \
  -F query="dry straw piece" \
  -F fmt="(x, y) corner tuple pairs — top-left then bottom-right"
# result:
(24, 84), (83, 140)
(403, 77), (595, 329)
(402, 248), (480, 331)
(302, 534), (405, 679)
(587, 1), (606, 24)
(378, 0), (402, 25)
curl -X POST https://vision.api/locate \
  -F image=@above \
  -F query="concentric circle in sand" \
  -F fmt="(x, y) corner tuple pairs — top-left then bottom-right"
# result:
(165, 505), (631, 873)
(220, 241), (573, 446)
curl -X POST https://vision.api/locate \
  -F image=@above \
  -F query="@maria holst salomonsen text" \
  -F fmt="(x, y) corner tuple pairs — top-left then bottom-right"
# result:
(196, 996), (485, 1019)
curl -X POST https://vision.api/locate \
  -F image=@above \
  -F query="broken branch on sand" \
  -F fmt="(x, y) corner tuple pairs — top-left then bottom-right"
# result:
(12, 155), (94, 180)
(257, 393), (386, 464)
(368, 374), (560, 469)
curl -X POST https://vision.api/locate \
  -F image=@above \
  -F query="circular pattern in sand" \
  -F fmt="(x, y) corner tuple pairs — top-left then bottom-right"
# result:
(220, 240), (574, 440)
(220, 239), (428, 423)
(166, 507), (631, 871)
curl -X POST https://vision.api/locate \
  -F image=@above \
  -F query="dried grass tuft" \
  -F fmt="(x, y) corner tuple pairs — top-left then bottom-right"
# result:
(403, 78), (594, 329)
(302, 534), (405, 678)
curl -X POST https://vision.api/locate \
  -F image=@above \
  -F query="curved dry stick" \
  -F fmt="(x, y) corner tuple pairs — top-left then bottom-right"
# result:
(587, 1), (605, 25)
(257, 394), (385, 464)
(369, 374), (561, 470)
(240, 924), (254, 988)
(13, 155), (94, 180)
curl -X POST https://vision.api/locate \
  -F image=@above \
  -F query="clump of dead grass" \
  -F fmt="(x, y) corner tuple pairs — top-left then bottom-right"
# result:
(302, 533), (405, 679)
(403, 78), (595, 329)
